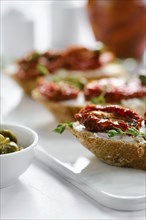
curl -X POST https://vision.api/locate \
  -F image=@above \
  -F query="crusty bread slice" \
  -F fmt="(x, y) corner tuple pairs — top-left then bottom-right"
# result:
(68, 123), (146, 170)
(11, 74), (38, 95)
(32, 89), (82, 122)
(4, 64), (38, 95)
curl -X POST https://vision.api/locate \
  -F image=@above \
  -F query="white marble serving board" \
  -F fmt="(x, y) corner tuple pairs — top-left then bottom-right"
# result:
(2, 74), (146, 211)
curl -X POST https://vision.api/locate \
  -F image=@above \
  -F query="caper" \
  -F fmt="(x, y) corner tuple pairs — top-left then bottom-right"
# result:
(0, 130), (22, 154)
(0, 134), (10, 144)
(0, 129), (17, 143)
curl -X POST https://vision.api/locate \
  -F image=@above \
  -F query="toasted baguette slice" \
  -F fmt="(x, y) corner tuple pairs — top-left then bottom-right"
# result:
(4, 64), (38, 95)
(32, 89), (82, 122)
(12, 74), (38, 95)
(68, 122), (146, 170)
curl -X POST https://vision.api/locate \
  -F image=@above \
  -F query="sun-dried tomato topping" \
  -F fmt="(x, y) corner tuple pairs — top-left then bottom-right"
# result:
(38, 82), (79, 102)
(75, 105), (142, 132)
(62, 47), (114, 71)
(62, 47), (102, 70)
(39, 53), (64, 73)
(84, 78), (146, 102)
(17, 52), (49, 80)
(16, 47), (114, 80)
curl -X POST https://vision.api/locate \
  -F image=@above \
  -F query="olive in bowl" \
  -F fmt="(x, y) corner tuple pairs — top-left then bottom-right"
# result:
(0, 124), (38, 188)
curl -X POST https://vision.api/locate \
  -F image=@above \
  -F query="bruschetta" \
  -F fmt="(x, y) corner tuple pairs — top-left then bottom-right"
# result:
(32, 80), (83, 122)
(67, 105), (146, 170)
(7, 46), (127, 95)
(32, 76), (145, 122)
(84, 78), (146, 116)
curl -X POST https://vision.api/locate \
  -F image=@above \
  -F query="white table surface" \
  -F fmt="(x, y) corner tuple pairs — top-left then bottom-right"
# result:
(1, 74), (146, 220)
(1, 159), (146, 220)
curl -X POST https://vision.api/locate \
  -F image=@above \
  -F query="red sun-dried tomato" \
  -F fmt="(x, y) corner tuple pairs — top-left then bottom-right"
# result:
(84, 78), (146, 103)
(38, 82), (79, 102)
(62, 47), (101, 71)
(75, 105), (142, 132)
(17, 47), (115, 80)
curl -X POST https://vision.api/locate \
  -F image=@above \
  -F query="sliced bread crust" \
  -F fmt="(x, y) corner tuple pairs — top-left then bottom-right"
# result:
(68, 124), (146, 170)
(32, 89), (82, 122)
(12, 74), (38, 95)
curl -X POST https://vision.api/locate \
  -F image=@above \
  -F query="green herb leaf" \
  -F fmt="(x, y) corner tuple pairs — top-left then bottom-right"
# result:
(116, 128), (124, 134)
(90, 85), (108, 105)
(91, 95), (106, 105)
(107, 128), (146, 138)
(53, 122), (73, 134)
(107, 130), (119, 137)
(27, 52), (41, 61)
(37, 64), (49, 75)
(126, 128), (139, 136)
(64, 76), (87, 90)
(53, 124), (66, 134)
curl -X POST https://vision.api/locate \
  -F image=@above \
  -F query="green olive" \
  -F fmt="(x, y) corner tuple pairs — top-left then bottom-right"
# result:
(0, 130), (22, 154)
(0, 129), (17, 143)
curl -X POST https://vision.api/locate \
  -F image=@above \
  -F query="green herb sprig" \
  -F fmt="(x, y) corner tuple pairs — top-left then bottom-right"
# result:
(90, 86), (107, 105)
(107, 128), (146, 138)
(53, 122), (73, 134)
(37, 64), (49, 75)
(27, 52), (41, 62)
(53, 76), (87, 90)
(91, 95), (106, 105)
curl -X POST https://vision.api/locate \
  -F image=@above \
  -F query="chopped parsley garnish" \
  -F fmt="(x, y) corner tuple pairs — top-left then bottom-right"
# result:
(53, 122), (73, 134)
(53, 76), (87, 90)
(91, 95), (106, 105)
(107, 128), (146, 138)
(27, 52), (41, 61)
(90, 86), (107, 105)
(37, 64), (49, 75)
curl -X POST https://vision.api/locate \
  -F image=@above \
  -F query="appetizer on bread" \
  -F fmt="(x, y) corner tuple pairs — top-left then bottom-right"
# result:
(61, 105), (146, 170)
(9, 51), (60, 95)
(7, 46), (126, 95)
(84, 78), (146, 116)
(32, 79), (83, 122)
(32, 77), (145, 122)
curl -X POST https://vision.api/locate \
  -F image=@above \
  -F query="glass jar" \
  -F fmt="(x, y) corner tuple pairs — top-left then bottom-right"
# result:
(87, 0), (146, 60)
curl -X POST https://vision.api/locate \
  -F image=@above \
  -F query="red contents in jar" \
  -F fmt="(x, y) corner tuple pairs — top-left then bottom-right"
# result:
(75, 105), (142, 132)
(87, 0), (146, 59)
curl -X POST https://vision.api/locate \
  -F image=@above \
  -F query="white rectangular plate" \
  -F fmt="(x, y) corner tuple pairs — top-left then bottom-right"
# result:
(3, 89), (146, 211)
(35, 129), (146, 211)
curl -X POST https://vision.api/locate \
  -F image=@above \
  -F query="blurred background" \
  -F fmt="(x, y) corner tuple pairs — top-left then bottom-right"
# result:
(1, 0), (96, 64)
(1, 0), (146, 66)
